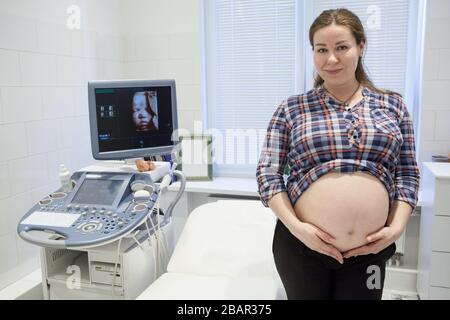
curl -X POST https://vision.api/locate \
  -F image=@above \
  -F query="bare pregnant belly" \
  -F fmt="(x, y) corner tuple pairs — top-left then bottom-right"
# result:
(294, 171), (389, 253)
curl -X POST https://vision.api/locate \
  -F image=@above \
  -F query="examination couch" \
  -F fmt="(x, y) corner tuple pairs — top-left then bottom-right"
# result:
(137, 200), (286, 300)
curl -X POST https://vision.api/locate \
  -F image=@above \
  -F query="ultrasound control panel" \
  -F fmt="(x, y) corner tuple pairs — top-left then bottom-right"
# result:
(18, 171), (165, 248)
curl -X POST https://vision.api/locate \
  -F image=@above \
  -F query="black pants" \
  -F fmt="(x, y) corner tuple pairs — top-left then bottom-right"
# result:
(273, 219), (396, 300)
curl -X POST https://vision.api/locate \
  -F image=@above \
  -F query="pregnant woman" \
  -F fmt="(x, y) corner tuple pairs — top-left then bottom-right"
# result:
(256, 8), (420, 300)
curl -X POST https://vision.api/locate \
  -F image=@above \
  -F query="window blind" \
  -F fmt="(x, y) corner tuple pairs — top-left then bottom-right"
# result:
(205, 0), (297, 176)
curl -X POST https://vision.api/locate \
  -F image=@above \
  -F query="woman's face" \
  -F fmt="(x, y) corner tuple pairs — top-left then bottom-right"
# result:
(313, 24), (364, 87)
(132, 93), (152, 131)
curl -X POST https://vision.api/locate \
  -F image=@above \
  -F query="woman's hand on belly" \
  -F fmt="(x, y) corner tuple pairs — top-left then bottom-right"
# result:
(342, 225), (402, 258)
(295, 221), (344, 264)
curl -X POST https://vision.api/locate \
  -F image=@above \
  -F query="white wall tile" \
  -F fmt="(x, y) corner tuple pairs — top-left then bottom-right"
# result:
(158, 0), (200, 34)
(0, 50), (21, 86)
(177, 85), (201, 110)
(0, 123), (27, 161)
(100, 60), (123, 80)
(16, 233), (40, 265)
(157, 59), (201, 85)
(135, 35), (169, 61)
(1, 87), (43, 123)
(74, 86), (89, 116)
(419, 110), (436, 141)
(425, 18), (450, 49)
(0, 234), (18, 274)
(422, 81), (450, 108)
(0, 13), (37, 52)
(428, 0), (450, 19)
(438, 49), (450, 79)
(57, 56), (89, 86)
(19, 52), (57, 86)
(2, 191), (33, 239)
(122, 36), (136, 61)
(178, 110), (196, 132)
(36, 21), (71, 55)
(0, 89), (3, 124)
(25, 119), (59, 155)
(8, 154), (48, 195)
(96, 34), (123, 61)
(0, 197), (11, 236)
(122, 61), (158, 79)
(0, 163), (11, 200)
(423, 49), (439, 81)
(57, 116), (90, 149)
(71, 30), (98, 59)
(435, 110), (450, 140)
(85, 58), (102, 81)
(169, 33), (200, 60)
(42, 87), (76, 119)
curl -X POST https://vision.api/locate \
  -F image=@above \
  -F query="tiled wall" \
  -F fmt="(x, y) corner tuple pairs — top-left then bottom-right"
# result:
(120, 0), (202, 133)
(0, 0), (202, 291)
(419, 0), (450, 164)
(0, 0), (126, 290)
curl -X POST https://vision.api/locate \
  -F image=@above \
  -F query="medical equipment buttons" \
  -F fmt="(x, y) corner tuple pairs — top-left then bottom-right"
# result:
(39, 199), (52, 205)
(82, 224), (96, 232)
(117, 221), (124, 228)
(106, 211), (112, 216)
(133, 203), (147, 212)
(133, 189), (151, 200)
(99, 210), (105, 215)
(51, 192), (67, 199)
(91, 210), (96, 214)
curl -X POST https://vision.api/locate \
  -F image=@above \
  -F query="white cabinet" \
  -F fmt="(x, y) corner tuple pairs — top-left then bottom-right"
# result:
(417, 162), (450, 300)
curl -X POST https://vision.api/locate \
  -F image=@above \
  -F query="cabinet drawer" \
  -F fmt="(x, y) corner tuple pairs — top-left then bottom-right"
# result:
(429, 286), (450, 300)
(435, 179), (450, 216)
(432, 216), (450, 252)
(430, 252), (450, 287)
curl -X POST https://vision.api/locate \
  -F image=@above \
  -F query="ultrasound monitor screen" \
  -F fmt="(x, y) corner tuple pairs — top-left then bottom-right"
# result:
(94, 86), (174, 153)
(72, 179), (123, 206)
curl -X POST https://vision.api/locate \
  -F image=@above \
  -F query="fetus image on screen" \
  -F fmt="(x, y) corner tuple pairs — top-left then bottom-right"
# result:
(132, 91), (159, 132)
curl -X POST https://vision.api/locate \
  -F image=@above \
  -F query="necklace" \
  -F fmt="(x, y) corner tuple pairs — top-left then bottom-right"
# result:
(324, 83), (361, 109)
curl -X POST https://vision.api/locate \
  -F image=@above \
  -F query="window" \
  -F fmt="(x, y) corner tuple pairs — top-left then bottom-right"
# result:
(203, 0), (424, 177)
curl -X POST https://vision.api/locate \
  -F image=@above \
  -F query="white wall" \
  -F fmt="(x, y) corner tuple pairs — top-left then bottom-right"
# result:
(0, 0), (202, 291)
(0, 0), (126, 290)
(418, 0), (450, 164)
(120, 0), (202, 133)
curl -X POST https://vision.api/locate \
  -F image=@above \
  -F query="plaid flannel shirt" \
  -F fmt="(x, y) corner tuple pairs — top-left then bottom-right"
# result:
(256, 86), (420, 212)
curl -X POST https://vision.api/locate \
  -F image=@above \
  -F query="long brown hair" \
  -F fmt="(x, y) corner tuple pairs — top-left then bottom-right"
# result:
(309, 8), (397, 96)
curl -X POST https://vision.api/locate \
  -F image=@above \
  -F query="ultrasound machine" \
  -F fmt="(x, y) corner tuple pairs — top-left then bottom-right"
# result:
(17, 79), (186, 299)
